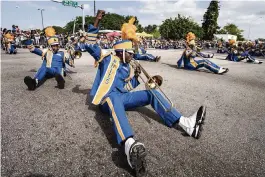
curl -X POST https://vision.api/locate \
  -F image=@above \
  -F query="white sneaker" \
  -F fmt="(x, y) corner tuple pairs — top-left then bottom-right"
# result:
(178, 106), (206, 139)
(254, 60), (263, 64)
(218, 67), (229, 74)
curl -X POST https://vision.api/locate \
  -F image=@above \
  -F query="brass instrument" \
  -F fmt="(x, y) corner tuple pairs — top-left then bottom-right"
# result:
(65, 42), (82, 59)
(130, 58), (173, 112)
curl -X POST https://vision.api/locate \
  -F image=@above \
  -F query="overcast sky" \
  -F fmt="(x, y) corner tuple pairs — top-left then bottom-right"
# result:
(1, 0), (265, 39)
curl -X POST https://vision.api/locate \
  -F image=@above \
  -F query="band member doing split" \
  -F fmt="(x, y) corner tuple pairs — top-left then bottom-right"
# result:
(83, 11), (207, 177)
(177, 32), (229, 74)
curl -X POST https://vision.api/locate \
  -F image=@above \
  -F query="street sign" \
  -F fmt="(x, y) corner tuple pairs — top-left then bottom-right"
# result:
(62, 0), (78, 8)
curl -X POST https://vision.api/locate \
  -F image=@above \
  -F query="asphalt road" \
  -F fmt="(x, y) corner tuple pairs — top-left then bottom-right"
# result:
(1, 48), (265, 177)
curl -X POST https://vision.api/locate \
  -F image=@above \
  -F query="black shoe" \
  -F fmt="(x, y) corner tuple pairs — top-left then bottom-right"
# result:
(24, 76), (37, 90)
(191, 106), (206, 139)
(191, 124), (203, 139)
(156, 56), (161, 62)
(196, 106), (206, 124)
(128, 142), (147, 177)
(55, 74), (65, 89)
(223, 68), (229, 74)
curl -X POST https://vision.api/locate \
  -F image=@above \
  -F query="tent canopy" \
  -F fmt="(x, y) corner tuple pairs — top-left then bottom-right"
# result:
(214, 34), (237, 42)
(136, 31), (153, 37)
(99, 30), (115, 33)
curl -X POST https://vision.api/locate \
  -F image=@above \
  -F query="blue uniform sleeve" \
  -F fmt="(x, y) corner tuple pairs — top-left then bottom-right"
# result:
(74, 44), (81, 51)
(124, 76), (140, 91)
(84, 24), (102, 61)
(85, 43), (102, 61)
(130, 76), (140, 88)
(31, 48), (43, 56)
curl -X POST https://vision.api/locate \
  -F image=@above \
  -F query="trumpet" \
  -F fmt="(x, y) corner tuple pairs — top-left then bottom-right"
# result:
(65, 43), (82, 59)
(130, 58), (173, 112)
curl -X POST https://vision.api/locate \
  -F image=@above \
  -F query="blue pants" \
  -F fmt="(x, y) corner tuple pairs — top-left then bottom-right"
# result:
(8, 44), (17, 54)
(197, 52), (210, 58)
(134, 53), (156, 61)
(34, 65), (63, 81)
(196, 59), (220, 73)
(99, 90), (182, 144)
(186, 59), (220, 74)
(241, 52), (258, 62)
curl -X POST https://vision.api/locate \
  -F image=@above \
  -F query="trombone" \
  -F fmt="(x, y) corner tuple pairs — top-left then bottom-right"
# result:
(130, 58), (174, 112)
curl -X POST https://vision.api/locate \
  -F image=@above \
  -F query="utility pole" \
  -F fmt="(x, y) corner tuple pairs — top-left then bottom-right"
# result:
(38, 8), (45, 29)
(94, 0), (96, 17)
(73, 18), (76, 35)
(81, 4), (85, 31)
(248, 17), (263, 40)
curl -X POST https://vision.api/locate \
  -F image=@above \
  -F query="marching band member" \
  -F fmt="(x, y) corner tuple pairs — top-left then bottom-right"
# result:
(133, 46), (161, 62)
(24, 27), (75, 91)
(74, 35), (86, 52)
(226, 40), (263, 64)
(177, 32), (229, 74)
(84, 12), (206, 176)
(217, 39), (226, 53)
(195, 41), (214, 58)
(4, 33), (17, 54)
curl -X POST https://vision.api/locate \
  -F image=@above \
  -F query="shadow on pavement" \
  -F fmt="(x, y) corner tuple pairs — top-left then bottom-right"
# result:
(71, 85), (168, 176)
(23, 173), (53, 177)
(71, 85), (135, 175)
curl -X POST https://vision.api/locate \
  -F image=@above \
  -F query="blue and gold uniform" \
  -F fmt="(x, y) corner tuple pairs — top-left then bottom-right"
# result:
(24, 27), (74, 90)
(177, 32), (228, 74)
(226, 40), (262, 64)
(75, 42), (86, 52)
(30, 48), (73, 82)
(85, 36), (181, 144)
(4, 33), (17, 54)
(83, 14), (206, 174)
(133, 47), (160, 62)
(217, 40), (226, 53)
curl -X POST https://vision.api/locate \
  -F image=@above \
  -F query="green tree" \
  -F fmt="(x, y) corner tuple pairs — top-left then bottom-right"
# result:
(159, 14), (203, 40)
(202, 0), (220, 40)
(217, 23), (245, 40)
(144, 25), (158, 34)
(52, 26), (66, 34)
(64, 13), (143, 32)
(152, 28), (161, 39)
(137, 24), (144, 33)
(101, 13), (125, 30)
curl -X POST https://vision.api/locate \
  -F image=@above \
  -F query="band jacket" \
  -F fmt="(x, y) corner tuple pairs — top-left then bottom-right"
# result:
(177, 49), (198, 69)
(135, 47), (147, 55)
(85, 43), (140, 105)
(31, 48), (73, 68)
(75, 42), (86, 52)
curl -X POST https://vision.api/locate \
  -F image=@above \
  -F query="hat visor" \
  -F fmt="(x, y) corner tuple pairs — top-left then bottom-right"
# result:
(50, 42), (59, 46)
(114, 49), (135, 54)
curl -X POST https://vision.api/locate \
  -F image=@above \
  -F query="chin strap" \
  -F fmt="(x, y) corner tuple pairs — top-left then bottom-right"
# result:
(123, 48), (126, 63)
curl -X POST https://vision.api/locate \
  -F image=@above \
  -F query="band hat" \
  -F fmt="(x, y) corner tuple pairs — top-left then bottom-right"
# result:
(47, 36), (59, 45)
(113, 40), (134, 53)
